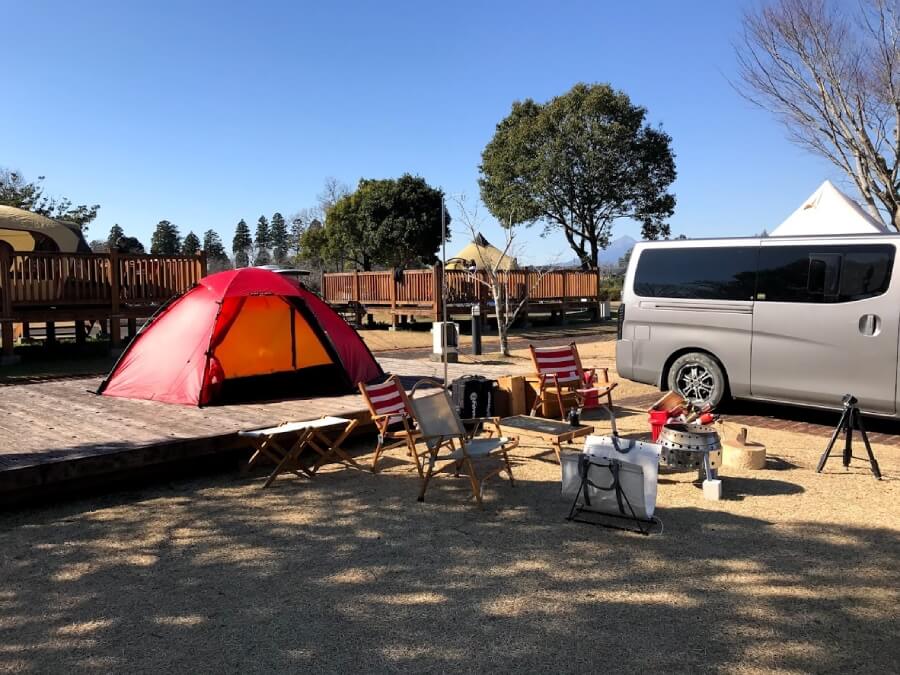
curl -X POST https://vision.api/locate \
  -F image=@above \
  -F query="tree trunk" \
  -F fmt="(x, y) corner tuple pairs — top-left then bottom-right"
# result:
(493, 282), (510, 356)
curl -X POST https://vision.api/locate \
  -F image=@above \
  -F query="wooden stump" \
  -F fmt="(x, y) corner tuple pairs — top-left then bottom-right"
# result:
(721, 429), (767, 470)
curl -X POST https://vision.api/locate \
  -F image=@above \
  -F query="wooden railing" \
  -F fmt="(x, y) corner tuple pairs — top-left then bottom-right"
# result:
(0, 250), (206, 355)
(322, 266), (601, 318)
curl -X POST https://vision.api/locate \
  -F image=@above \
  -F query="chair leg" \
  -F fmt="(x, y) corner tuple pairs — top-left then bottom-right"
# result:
(530, 393), (542, 417)
(556, 389), (566, 421)
(502, 450), (515, 487)
(417, 458), (435, 502)
(371, 436), (386, 474)
(407, 436), (424, 479)
(464, 458), (484, 509)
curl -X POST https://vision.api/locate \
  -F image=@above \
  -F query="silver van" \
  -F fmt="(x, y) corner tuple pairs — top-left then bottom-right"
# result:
(616, 235), (899, 416)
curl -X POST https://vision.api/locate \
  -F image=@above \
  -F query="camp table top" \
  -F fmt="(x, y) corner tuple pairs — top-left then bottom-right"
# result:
(499, 415), (594, 463)
(239, 416), (353, 438)
(239, 416), (361, 488)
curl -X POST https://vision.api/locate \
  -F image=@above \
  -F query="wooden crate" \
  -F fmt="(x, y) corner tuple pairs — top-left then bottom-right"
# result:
(496, 375), (527, 417)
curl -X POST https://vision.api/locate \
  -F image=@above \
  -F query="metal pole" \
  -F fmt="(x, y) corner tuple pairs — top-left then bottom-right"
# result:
(441, 194), (448, 388)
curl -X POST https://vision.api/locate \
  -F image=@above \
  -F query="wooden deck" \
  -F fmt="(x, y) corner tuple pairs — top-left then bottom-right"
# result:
(322, 267), (607, 325)
(0, 357), (527, 504)
(0, 249), (206, 356)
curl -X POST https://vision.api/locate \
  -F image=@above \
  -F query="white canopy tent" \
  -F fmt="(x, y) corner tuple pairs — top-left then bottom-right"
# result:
(770, 180), (890, 237)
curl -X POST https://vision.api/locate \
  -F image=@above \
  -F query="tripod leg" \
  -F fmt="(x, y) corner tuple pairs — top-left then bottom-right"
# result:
(843, 417), (853, 467)
(817, 407), (848, 473)
(852, 409), (882, 480)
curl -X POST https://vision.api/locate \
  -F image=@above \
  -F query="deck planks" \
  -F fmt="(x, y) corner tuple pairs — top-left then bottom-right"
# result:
(0, 357), (526, 502)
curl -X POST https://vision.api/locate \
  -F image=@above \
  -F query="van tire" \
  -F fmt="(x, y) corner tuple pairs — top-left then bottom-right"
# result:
(667, 352), (727, 408)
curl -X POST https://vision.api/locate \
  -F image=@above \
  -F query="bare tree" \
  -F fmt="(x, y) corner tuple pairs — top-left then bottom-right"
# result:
(317, 176), (350, 215)
(735, 0), (900, 228)
(451, 196), (558, 356)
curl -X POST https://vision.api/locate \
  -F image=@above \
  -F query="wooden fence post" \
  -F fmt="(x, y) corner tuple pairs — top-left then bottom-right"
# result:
(0, 247), (14, 360)
(389, 267), (398, 330)
(560, 271), (569, 325)
(198, 250), (208, 279)
(109, 250), (122, 348)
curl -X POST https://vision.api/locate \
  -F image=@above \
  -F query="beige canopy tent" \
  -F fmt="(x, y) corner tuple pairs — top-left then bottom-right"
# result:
(0, 205), (90, 253)
(769, 180), (890, 237)
(446, 233), (518, 271)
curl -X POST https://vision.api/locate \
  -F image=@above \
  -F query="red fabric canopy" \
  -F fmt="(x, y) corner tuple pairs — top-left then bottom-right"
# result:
(98, 268), (382, 405)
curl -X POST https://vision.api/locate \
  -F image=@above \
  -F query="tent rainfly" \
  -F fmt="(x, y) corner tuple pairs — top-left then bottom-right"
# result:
(98, 268), (383, 405)
(769, 181), (890, 237)
(0, 205), (91, 253)
(446, 233), (518, 271)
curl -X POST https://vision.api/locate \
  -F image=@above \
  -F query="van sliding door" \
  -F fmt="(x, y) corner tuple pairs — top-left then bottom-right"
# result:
(750, 243), (898, 414)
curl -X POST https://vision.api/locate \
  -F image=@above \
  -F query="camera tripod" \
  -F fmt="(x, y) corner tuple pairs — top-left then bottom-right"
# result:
(816, 394), (881, 479)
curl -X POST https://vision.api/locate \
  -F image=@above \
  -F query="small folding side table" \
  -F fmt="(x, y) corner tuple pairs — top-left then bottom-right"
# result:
(239, 416), (361, 488)
(498, 415), (595, 463)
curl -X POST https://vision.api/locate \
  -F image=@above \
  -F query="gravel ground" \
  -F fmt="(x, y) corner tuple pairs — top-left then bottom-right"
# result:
(1, 341), (898, 674)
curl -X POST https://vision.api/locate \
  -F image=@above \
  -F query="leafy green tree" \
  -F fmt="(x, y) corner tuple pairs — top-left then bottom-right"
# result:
(479, 83), (676, 269)
(307, 174), (447, 270)
(270, 212), (289, 265)
(107, 224), (124, 249)
(117, 236), (145, 254)
(203, 230), (230, 271)
(89, 239), (109, 253)
(232, 219), (252, 268)
(150, 220), (181, 255)
(182, 231), (201, 255)
(0, 168), (100, 231)
(254, 215), (271, 265)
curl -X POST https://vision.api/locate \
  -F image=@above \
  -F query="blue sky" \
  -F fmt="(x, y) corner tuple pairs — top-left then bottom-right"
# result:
(2, 1), (843, 264)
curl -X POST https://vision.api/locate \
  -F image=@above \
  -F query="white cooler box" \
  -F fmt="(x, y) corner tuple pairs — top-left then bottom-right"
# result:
(561, 435), (661, 520)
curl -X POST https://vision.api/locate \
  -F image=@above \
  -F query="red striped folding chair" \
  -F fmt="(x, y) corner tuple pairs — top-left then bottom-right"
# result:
(529, 342), (617, 420)
(359, 374), (424, 476)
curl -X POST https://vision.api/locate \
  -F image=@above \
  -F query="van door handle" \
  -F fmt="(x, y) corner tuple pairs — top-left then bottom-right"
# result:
(859, 314), (880, 336)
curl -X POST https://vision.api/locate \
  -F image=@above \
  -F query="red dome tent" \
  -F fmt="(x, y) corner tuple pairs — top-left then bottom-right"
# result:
(98, 268), (383, 405)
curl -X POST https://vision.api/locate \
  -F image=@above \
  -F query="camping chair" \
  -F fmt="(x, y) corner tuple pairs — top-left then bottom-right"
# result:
(529, 342), (618, 420)
(409, 379), (517, 509)
(359, 375), (424, 477)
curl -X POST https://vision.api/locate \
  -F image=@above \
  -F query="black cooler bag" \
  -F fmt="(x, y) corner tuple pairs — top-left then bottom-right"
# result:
(451, 375), (497, 419)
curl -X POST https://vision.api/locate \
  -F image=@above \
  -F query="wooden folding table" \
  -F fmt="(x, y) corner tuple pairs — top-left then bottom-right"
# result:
(498, 415), (594, 463)
(239, 416), (361, 488)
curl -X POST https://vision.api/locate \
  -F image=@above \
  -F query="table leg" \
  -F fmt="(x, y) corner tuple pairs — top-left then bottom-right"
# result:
(702, 453), (717, 481)
(264, 429), (312, 488)
(309, 419), (362, 473)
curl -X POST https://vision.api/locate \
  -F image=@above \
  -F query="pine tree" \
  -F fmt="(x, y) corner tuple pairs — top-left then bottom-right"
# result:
(150, 220), (181, 255)
(182, 231), (201, 255)
(254, 215), (271, 265)
(232, 219), (252, 268)
(270, 212), (289, 265)
(203, 230), (230, 272)
(107, 224), (124, 249)
(290, 216), (305, 257)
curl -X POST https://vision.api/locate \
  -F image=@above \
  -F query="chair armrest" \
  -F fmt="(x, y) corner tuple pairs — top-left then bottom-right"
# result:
(371, 411), (409, 421)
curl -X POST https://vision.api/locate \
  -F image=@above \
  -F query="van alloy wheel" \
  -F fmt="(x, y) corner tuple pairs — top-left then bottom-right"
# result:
(676, 365), (714, 402)
(667, 352), (727, 408)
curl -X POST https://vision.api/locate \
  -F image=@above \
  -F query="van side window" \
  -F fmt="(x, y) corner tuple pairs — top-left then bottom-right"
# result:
(758, 244), (894, 303)
(633, 247), (758, 300)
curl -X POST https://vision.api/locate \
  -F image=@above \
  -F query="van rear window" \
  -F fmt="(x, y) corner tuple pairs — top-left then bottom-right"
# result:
(757, 244), (894, 303)
(634, 247), (758, 300)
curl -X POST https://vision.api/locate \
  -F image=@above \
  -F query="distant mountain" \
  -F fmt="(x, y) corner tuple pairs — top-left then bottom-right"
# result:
(557, 235), (637, 267)
(600, 235), (637, 263)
